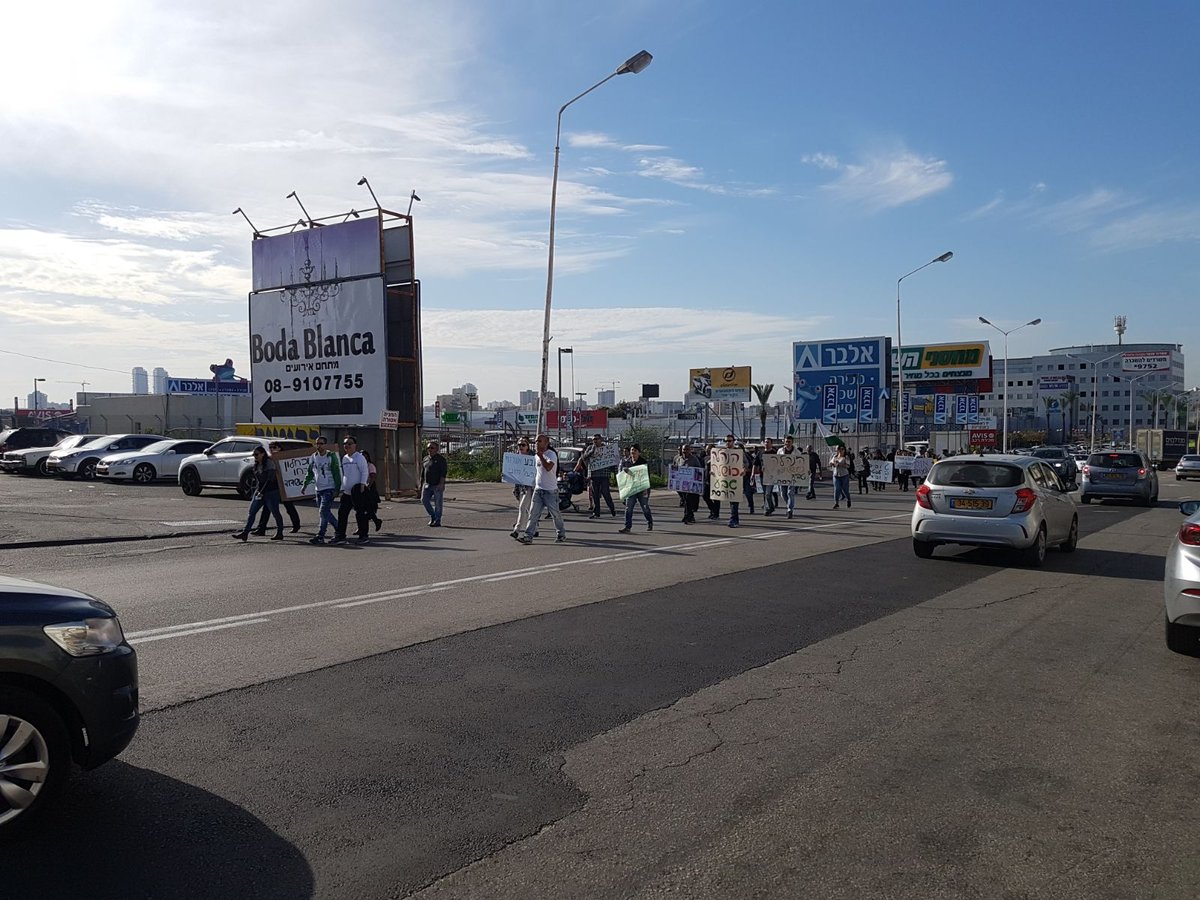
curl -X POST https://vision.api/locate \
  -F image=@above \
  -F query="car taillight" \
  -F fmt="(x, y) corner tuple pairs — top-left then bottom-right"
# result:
(1136, 468), (1147, 479)
(915, 483), (933, 509)
(1180, 524), (1200, 547)
(1080, 464), (1089, 477)
(1012, 487), (1037, 513)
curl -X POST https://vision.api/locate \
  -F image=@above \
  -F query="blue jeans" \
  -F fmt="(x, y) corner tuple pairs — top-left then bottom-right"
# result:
(624, 490), (653, 529)
(526, 488), (565, 539)
(421, 483), (444, 523)
(834, 475), (852, 504)
(315, 488), (336, 537)
(244, 492), (281, 533)
(780, 484), (796, 512)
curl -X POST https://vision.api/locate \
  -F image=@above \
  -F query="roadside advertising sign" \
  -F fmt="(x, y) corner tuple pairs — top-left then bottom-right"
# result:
(955, 395), (969, 425)
(857, 385), (877, 424)
(934, 394), (948, 425)
(249, 276), (387, 426)
(893, 342), (991, 382)
(762, 454), (810, 489)
(546, 409), (610, 429)
(668, 465), (705, 494)
(688, 367), (752, 403)
(708, 447), (744, 500)
(273, 448), (317, 501)
(793, 337), (890, 424)
(868, 460), (894, 483)
(517, 412), (539, 427)
(166, 378), (251, 395)
(501, 452), (539, 486)
(1121, 350), (1171, 373)
(901, 391), (912, 426)
(969, 428), (998, 447)
(251, 216), (382, 292)
(1038, 376), (1073, 413)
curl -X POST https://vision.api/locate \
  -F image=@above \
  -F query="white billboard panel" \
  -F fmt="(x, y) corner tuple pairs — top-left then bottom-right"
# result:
(249, 276), (388, 426)
(1121, 350), (1171, 373)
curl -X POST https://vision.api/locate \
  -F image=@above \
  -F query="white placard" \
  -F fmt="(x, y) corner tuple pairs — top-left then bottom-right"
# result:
(501, 452), (538, 486)
(250, 276), (388, 426)
(910, 457), (933, 478)
(894, 455), (914, 471)
(274, 448), (317, 501)
(709, 448), (744, 501)
(762, 454), (810, 488)
(868, 460), (894, 483)
(668, 465), (704, 494)
(379, 409), (399, 429)
(588, 443), (621, 472)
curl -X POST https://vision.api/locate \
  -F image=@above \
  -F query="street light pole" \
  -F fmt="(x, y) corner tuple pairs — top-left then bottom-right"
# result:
(979, 317), (1041, 452)
(1122, 371), (1153, 449)
(556, 347), (572, 443)
(32, 377), (45, 414)
(896, 252), (953, 450)
(537, 50), (653, 436)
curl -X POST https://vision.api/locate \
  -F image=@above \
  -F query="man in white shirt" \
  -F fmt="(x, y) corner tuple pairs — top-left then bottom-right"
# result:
(332, 435), (370, 545)
(517, 434), (566, 544)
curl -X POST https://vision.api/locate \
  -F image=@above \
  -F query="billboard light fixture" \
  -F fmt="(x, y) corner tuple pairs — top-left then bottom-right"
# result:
(357, 177), (381, 209)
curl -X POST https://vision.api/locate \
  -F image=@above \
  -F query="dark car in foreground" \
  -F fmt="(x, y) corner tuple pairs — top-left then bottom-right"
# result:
(0, 576), (139, 837)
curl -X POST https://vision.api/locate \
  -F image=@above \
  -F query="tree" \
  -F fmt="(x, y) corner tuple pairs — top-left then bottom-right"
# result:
(1059, 390), (1080, 441)
(752, 383), (774, 442)
(1041, 396), (1058, 442)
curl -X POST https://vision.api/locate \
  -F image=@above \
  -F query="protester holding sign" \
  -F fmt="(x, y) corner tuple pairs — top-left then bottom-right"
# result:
(232, 446), (284, 542)
(302, 435), (342, 545)
(517, 434), (566, 544)
(617, 444), (653, 534)
(252, 442), (301, 535)
(506, 438), (537, 539)
(671, 444), (704, 524)
(577, 434), (617, 519)
(776, 436), (800, 519)
(711, 434), (743, 527)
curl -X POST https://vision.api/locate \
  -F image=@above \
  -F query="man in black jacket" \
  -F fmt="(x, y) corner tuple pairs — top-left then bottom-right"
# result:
(421, 440), (448, 526)
(805, 444), (821, 500)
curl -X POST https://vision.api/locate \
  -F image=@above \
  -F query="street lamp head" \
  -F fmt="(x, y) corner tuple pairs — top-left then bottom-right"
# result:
(356, 177), (367, 186)
(936, 251), (954, 263)
(978, 316), (991, 325)
(1028, 318), (1042, 326)
(616, 50), (653, 75)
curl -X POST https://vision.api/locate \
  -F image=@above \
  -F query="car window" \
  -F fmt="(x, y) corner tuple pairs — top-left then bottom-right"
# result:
(1037, 463), (1064, 489)
(0, 429), (15, 444)
(1087, 452), (1141, 468)
(928, 461), (1025, 488)
(228, 440), (262, 454)
(176, 441), (211, 454)
(1032, 449), (1065, 459)
(1181, 456), (1200, 463)
(277, 440), (311, 451)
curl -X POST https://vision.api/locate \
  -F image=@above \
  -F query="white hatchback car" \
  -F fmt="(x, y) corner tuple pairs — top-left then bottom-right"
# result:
(912, 453), (1078, 566)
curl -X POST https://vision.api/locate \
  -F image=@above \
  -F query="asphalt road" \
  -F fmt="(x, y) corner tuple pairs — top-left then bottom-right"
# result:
(1, 474), (1198, 898)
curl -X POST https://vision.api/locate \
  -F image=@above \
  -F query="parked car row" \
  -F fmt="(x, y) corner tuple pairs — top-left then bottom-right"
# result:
(0, 432), (312, 498)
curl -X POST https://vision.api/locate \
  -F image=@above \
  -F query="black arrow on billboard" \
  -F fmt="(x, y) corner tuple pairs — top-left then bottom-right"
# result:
(259, 396), (363, 422)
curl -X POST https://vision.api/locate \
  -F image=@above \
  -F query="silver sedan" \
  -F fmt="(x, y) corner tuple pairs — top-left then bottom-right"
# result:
(1165, 500), (1200, 657)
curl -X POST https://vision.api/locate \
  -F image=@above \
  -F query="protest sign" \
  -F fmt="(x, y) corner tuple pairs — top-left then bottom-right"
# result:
(668, 465), (704, 494)
(274, 448), (317, 501)
(868, 460), (894, 483)
(587, 443), (621, 472)
(709, 448), (743, 501)
(910, 457), (933, 479)
(616, 464), (650, 500)
(894, 455), (914, 472)
(762, 454), (810, 489)
(501, 452), (538, 486)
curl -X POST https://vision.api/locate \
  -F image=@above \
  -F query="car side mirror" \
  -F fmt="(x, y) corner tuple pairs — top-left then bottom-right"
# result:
(1181, 500), (1200, 517)
(204, 448), (215, 456)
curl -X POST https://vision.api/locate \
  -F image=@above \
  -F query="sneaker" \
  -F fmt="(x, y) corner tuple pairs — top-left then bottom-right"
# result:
(373, 517), (382, 532)
(308, 536), (326, 545)
(765, 509), (774, 517)
(588, 513), (599, 520)
(618, 526), (631, 534)
(232, 531), (248, 542)
(728, 519), (739, 528)
(510, 529), (519, 538)
(786, 511), (793, 519)
(647, 522), (653, 532)
(354, 536), (370, 545)
(270, 533), (284, 541)
(330, 536), (347, 544)
(610, 510), (617, 517)
(555, 535), (566, 543)
(430, 521), (441, 528)
(707, 514), (719, 520)
(833, 504), (840, 509)
(517, 535), (533, 545)
(291, 524), (301, 534)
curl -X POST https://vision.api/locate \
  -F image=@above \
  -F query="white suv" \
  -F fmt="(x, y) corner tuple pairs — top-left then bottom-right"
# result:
(177, 436), (311, 498)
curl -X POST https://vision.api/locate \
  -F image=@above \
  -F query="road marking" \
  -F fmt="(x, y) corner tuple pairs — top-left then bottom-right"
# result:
(159, 520), (241, 527)
(126, 512), (913, 644)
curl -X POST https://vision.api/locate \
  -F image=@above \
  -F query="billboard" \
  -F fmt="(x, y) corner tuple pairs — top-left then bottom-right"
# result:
(893, 341), (991, 382)
(689, 367), (751, 403)
(166, 378), (251, 395)
(547, 409), (609, 430)
(251, 217), (383, 292)
(249, 276), (388, 425)
(1121, 350), (1171, 373)
(793, 336), (890, 424)
(1038, 376), (1074, 414)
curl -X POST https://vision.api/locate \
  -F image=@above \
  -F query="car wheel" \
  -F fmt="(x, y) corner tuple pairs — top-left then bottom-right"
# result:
(78, 458), (99, 480)
(1166, 615), (1200, 656)
(132, 463), (157, 485)
(180, 468), (203, 496)
(1080, 494), (1091, 505)
(1021, 526), (1047, 567)
(912, 538), (935, 559)
(0, 686), (71, 837)
(1060, 516), (1078, 553)
(33, 458), (49, 477)
(237, 470), (255, 500)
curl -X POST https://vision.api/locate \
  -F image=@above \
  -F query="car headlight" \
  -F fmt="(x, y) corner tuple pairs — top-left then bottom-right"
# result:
(43, 617), (126, 656)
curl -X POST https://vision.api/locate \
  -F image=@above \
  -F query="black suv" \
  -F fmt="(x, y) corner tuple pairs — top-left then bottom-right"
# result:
(0, 427), (69, 455)
(0, 576), (139, 837)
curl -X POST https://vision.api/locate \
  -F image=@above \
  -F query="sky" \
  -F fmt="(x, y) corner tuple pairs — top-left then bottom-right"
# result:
(2, 0), (1198, 411)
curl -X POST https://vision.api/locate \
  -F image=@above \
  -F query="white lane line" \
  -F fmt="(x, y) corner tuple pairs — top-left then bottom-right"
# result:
(127, 512), (915, 643)
(485, 569), (565, 583)
(132, 618), (271, 643)
(159, 520), (241, 527)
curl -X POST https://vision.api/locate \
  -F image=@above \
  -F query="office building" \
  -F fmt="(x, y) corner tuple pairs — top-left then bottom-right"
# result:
(597, 389), (615, 407)
(132, 367), (149, 395)
(152, 367), (169, 393)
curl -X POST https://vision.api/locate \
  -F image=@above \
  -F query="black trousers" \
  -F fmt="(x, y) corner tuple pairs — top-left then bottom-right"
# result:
(336, 490), (368, 539)
(683, 493), (700, 521)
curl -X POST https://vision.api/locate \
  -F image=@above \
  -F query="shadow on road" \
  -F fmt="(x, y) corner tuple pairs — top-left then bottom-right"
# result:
(0, 762), (314, 899)
(933, 546), (1165, 581)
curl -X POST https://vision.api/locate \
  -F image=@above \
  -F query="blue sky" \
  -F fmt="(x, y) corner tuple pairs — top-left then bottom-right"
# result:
(2, 0), (1197, 410)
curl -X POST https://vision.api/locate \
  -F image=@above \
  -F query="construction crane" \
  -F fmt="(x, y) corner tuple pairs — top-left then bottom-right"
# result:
(55, 380), (90, 403)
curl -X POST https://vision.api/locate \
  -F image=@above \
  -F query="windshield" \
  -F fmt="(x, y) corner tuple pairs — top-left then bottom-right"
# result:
(137, 440), (178, 454)
(927, 461), (1025, 488)
(1087, 453), (1141, 468)
(71, 436), (115, 451)
(1180, 456), (1200, 463)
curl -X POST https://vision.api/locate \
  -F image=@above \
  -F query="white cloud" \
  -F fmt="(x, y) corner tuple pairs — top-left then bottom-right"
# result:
(566, 132), (619, 149)
(820, 151), (954, 211)
(636, 156), (775, 198)
(964, 193), (1005, 220)
(1088, 205), (1200, 250)
(801, 153), (841, 170)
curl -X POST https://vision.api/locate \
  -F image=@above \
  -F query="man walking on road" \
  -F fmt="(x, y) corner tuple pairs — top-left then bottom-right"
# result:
(805, 444), (821, 501)
(777, 435), (800, 519)
(302, 435), (341, 544)
(761, 437), (777, 515)
(333, 435), (370, 545)
(421, 440), (448, 527)
(510, 438), (537, 539)
(518, 434), (566, 544)
(576, 434), (616, 519)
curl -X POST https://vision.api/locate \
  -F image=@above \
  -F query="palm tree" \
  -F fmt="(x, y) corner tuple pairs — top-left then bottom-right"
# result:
(1140, 390), (1170, 429)
(752, 383), (774, 442)
(1042, 396), (1058, 442)
(1176, 395), (1193, 431)
(1059, 390), (1080, 442)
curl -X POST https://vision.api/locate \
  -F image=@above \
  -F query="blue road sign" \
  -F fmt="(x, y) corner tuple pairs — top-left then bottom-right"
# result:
(166, 378), (251, 395)
(793, 337), (890, 423)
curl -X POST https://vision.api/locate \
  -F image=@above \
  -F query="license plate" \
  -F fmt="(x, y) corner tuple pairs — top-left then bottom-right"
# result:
(949, 497), (994, 510)
(1103, 473), (1125, 480)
